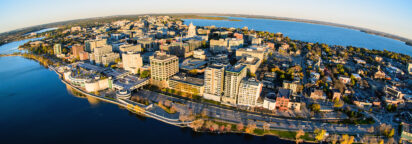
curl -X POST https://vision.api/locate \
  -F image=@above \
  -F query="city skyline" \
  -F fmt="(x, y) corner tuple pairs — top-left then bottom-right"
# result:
(1, 0), (412, 39)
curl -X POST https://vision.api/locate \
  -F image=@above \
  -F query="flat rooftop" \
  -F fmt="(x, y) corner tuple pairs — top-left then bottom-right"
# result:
(170, 75), (204, 86)
(226, 64), (246, 73)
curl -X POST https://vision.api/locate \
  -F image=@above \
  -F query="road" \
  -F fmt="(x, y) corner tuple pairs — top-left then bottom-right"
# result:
(134, 90), (377, 135)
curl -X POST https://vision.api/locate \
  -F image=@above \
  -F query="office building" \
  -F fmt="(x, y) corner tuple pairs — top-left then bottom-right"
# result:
(150, 51), (179, 88)
(169, 74), (204, 96)
(122, 51), (143, 74)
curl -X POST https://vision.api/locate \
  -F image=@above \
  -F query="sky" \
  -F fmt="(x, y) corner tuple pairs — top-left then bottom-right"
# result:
(1, 0), (411, 39)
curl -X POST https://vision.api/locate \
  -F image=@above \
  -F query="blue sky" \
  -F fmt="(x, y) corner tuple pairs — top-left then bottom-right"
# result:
(1, 0), (411, 39)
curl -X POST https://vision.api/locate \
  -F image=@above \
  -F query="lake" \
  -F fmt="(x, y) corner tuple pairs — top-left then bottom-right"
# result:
(0, 56), (297, 143)
(184, 17), (412, 56)
(0, 37), (43, 54)
(23, 27), (58, 36)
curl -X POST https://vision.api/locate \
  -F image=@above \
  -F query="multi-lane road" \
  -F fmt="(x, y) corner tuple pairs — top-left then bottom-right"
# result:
(134, 90), (377, 135)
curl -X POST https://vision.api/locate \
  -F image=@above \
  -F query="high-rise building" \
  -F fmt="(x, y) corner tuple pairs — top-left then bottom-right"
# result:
(237, 78), (262, 107)
(71, 44), (84, 59)
(101, 53), (119, 66)
(222, 64), (247, 105)
(203, 63), (225, 101)
(85, 39), (107, 52)
(53, 44), (62, 56)
(122, 51), (143, 74)
(149, 51), (179, 88)
(187, 22), (196, 37)
(90, 45), (116, 65)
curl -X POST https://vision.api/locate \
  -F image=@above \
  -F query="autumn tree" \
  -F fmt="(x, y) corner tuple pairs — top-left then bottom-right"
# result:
(245, 123), (257, 133)
(340, 134), (354, 144)
(225, 125), (232, 131)
(263, 122), (270, 132)
(189, 119), (204, 131)
(314, 128), (326, 142)
(295, 129), (305, 144)
(237, 123), (244, 131)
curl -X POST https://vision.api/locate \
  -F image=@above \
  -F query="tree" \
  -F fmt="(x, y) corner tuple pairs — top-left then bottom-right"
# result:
(200, 109), (208, 118)
(140, 70), (150, 78)
(330, 134), (339, 144)
(179, 112), (195, 122)
(219, 125), (225, 132)
(189, 119), (204, 131)
(245, 123), (257, 133)
(236, 123), (244, 131)
(310, 104), (321, 112)
(263, 122), (270, 132)
(340, 134), (354, 144)
(388, 128), (395, 137)
(188, 69), (197, 75)
(225, 125), (232, 131)
(295, 129), (305, 144)
(314, 129), (326, 141)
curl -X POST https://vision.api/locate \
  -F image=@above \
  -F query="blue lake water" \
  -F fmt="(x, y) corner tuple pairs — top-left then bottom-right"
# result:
(184, 17), (412, 56)
(0, 37), (43, 54)
(23, 27), (58, 36)
(0, 56), (297, 143)
(4, 16), (409, 143)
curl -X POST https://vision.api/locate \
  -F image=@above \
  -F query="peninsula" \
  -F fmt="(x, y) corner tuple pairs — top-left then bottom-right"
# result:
(1, 15), (412, 144)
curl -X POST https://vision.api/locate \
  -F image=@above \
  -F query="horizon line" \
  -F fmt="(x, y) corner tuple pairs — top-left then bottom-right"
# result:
(2, 12), (411, 42)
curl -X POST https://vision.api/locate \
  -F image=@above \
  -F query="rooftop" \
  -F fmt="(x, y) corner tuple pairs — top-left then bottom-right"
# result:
(170, 74), (204, 86)
(226, 64), (246, 73)
(151, 51), (177, 60)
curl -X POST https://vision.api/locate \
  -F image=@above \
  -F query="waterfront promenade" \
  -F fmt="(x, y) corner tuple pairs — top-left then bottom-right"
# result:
(50, 66), (192, 127)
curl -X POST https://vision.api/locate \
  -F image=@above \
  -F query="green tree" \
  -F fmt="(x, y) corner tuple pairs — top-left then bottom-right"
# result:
(140, 70), (150, 78)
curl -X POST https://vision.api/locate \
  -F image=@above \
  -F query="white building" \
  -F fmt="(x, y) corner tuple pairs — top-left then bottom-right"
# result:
(85, 77), (113, 92)
(187, 22), (197, 38)
(222, 64), (247, 105)
(193, 49), (206, 60)
(263, 93), (277, 110)
(203, 64), (225, 101)
(237, 78), (262, 107)
(122, 51), (143, 74)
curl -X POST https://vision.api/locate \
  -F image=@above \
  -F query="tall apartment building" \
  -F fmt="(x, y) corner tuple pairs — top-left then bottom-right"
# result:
(122, 51), (143, 74)
(203, 64), (225, 101)
(53, 44), (62, 56)
(149, 51), (179, 88)
(222, 64), (247, 105)
(71, 44), (84, 59)
(85, 39), (107, 52)
(101, 53), (120, 66)
(237, 78), (262, 107)
(90, 45), (119, 66)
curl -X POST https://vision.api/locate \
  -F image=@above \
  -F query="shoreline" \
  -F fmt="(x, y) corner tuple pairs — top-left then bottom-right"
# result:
(1, 54), (316, 143)
(194, 13), (412, 45)
(1, 13), (411, 49)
